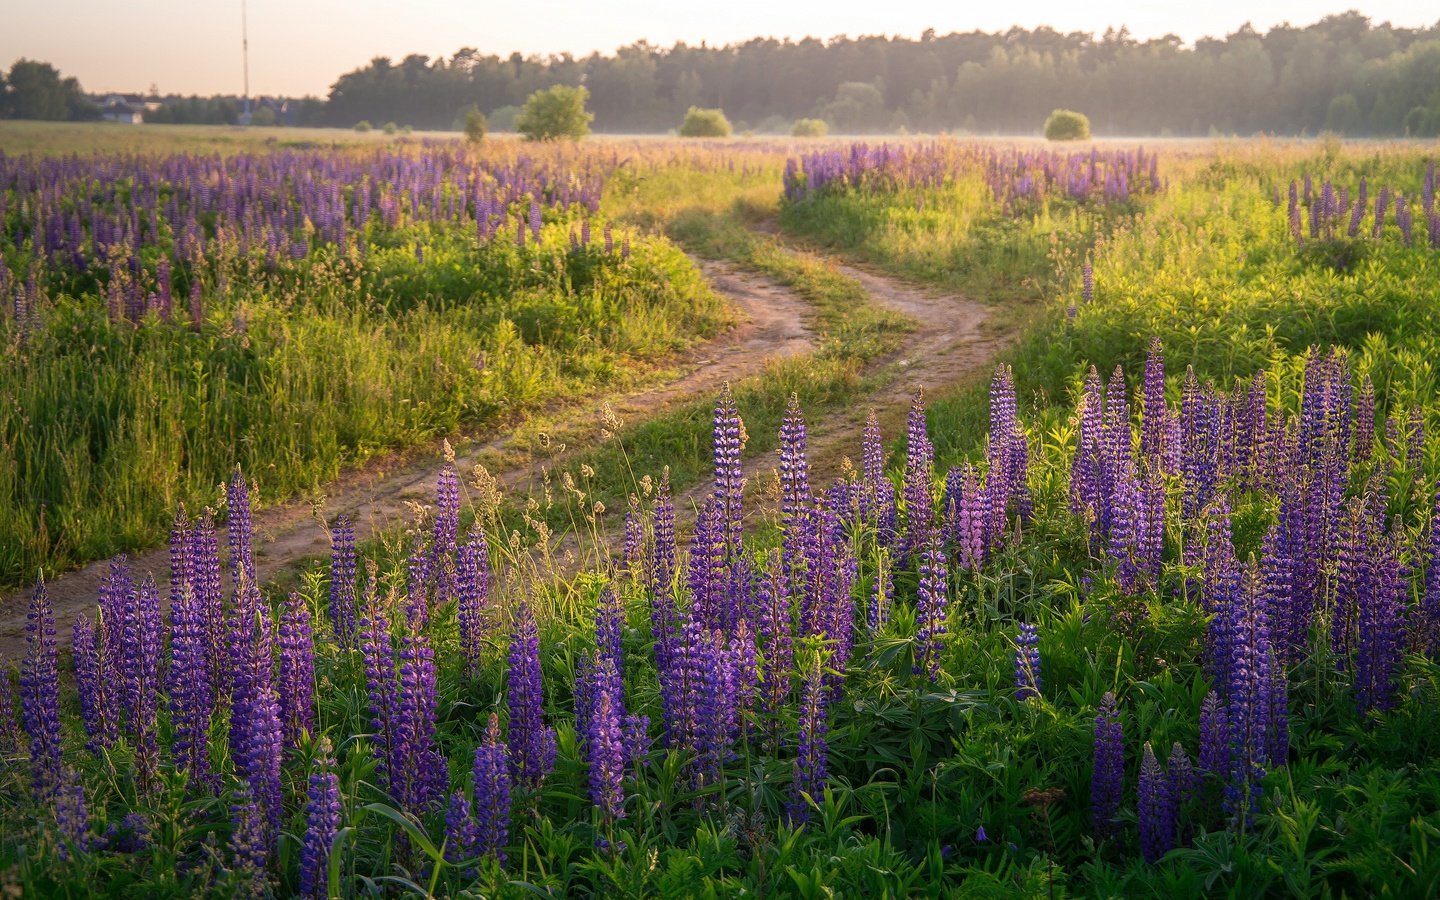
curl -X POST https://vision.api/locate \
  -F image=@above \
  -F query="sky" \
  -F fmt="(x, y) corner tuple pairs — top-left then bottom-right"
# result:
(3, 1), (1437, 97)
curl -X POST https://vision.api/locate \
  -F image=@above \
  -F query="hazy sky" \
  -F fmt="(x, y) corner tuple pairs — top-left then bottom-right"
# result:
(3, 1), (1436, 97)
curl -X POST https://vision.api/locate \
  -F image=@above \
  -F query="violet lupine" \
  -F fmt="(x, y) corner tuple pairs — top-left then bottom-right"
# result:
(358, 584), (397, 793)
(230, 781), (270, 893)
(124, 577), (164, 787)
(947, 463), (988, 571)
(73, 615), (118, 756)
(0, 666), (20, 759)
(328, 516), (358, 646)
(914, 528), (949, 681)
(1354, 525), (1406, 715)
(229, 589), (284, 835)
(395, 602), (448, 813)
(1014, 622), (1041, 701)
(713, 385), (745, 555)
(758, 553), (794, 734)
(1138, 742), (1176, 862)
(1422, 490), (1440, 660)
(473, 713), (512, 864)
(779, 394), (813, 584)
(860, 410), (897, 546)
(1140, 337), (1166, 465)
(1168, 742), (1199, 846)
(299, 737), (342, 898)
(789, 658), (830, 825)
(444, 789), (480, 871)
(191, 511), (227, 707)
(21, 581), (63, 800)
(650, 469), (677, 599)
(1091, 692), (1123, 841)
(227, 468), (256, 590)
(507, 595), (556, 790)
(901, 393), (935, 566)
(168, 582), (213, 785)
(457, 528), (492, 672)
(278, 592), (317, 747)
(54, 768), (90, 861)
(430, 464), (462, 603)
(986, 365), (1032, 530)
(583, 668), (627, 829)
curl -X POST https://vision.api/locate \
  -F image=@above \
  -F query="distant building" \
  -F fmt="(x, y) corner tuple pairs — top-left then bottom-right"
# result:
(91, 93), (162, 124)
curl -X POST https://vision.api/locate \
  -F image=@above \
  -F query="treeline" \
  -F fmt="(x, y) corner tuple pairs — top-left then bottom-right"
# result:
(0, 60), (97, 121)
(325, 10), (1440, 136)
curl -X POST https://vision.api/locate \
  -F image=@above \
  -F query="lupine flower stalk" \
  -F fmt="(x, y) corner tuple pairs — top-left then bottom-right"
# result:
(299, 737), (342, 898)
(507, 595), (556, 790)
(1091, 692), (1123, 841)
(278, 592), (317, 746)
(1138, 742), (1176, 862)
(473, 713), (511, 864)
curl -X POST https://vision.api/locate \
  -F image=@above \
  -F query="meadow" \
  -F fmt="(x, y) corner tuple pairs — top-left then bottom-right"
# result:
(3, 125), (1440, 898)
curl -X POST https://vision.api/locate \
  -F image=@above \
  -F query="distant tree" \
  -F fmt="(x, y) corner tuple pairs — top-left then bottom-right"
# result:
(678, 106), (731, 137)
(791, 117), (828, 137)
(1, 59), (96, 121)
(1044, 109), (1091, 140)
(354, 120), (372, 132)
(820, 81), (886, 132)
(248, 106), (277, 126)
(1324, 93), (1362, 133)
(382, 121), (398, 135)
(516, 84), (592, 141)
(462, 106), (487, 142)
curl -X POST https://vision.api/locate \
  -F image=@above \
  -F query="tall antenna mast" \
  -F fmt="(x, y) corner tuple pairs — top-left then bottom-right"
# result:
(242, 0), (251, 120)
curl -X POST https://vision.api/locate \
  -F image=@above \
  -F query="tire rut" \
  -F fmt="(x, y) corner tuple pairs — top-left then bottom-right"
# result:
(0, 258), (814, 658)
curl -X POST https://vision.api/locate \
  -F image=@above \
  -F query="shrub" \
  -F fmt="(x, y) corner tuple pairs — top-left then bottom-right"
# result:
(1044, 109), (1091, 141)
(248, 106), (277, 127)
(354, 120), (372, 132)
(791, 118), (828, 138)
(382, 121), (398, 135)
(462, 107), (487, 143)
(678, 106), (732, 138)
(488, 105), (520, 132)
(516, 85), (592, 142)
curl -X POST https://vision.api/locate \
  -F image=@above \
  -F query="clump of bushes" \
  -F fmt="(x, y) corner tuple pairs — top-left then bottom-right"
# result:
(791, 118), (828, 137)
(678, 106), (732, 138)
(1044, 109), (1091, 141)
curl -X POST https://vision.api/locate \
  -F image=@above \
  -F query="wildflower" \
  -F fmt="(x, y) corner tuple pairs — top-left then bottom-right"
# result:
(1091, 693), (1123, 841)
(299, 737), (342, 898)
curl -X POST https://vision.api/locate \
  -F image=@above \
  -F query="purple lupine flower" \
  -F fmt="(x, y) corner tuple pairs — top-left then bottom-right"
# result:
(54, 768), (90, 860)
(0, 665), (21, 758)
(457, 528), (491, 672)
(473, 713), (511, 864)
(227, 469), (256, 589)
(758, 552), (794, 735)
(1167, 742), (1198, 846)
(901, 393), (935, 566)
(123, 577), (163, 787)
(1140, 337), (1166, 464)
(328, 516), (358, 646)
(583, 670), (627, 828)
(278, 592), (317, 746)
(914, 528), (948, 681)
(1422, 490), (1440, 660)
(1355, 524), (1406, 715)
(168, 580), (213, 785)
(299, 736), (342, 898)
(1091, 692), (1123, 841)
(73, 615), (118, 756)
(395, 601), (447, 813)
(623, 509), (643, 580)
(506, 595), (555, 790)
(229, 596), (284, 836)
(780, 394), (812, 584)
(713, 385), (745, 554)
(191, 512), (226, 709)
(1198, 689), (1229, 786)
(1081, 260), (1094, 303)
(430, 464), (462, 602)
(650, 469), (676, 598)
(788, 657), (830, 825)
(1014, 622), (1041, 701)
(359, 584), (397, 792)
(230, 781), (270, 893)
(444, 788), (480, 871)
(1138, 742), (1175, 862)
(21, 581), (63, 799)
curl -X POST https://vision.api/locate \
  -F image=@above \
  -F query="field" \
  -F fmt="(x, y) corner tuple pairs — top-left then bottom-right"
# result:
(2, 123), (1440, 898)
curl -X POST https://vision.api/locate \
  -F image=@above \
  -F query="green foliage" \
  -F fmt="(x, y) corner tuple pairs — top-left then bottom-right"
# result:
(488, 104), (520, 132)
(517, 85), (593, 142)
(461, 105), (487, 143)
(0, 59), (95, 121)
(1044, 109), (1091, 141)
(247, 106), (277, 127)
(790, 118), (828, 137)
(353, 120), (371, 132)
(381, 121), (398, 135)
(678, 106), (732, 138)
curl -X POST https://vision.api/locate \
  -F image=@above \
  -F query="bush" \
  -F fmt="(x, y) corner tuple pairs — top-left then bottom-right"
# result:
(516, 85), (592, 141)
(382, 121), (398, 135)
(678, 106), (732, 137)
(248, 106), (276, 127)
(791, 118), (828, 137)
(462, 106), (487, 143)
(354, 120), (372, 132)
(488, 105), (520, 132)
(1044, 109), (1091, 141)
